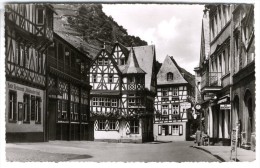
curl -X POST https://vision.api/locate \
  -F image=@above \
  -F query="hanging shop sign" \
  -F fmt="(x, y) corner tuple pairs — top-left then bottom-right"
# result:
(180, 102), (191, 109)
(220, 104), (231, 110)
(203, 93), (216, 101)
(217, 97), (230, 104)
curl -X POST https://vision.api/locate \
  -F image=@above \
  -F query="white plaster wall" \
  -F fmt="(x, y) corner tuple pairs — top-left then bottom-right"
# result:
(6, 81), (45, 132)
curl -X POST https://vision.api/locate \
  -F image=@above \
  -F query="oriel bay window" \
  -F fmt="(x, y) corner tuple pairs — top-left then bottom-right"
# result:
(8, 90), (17, 122)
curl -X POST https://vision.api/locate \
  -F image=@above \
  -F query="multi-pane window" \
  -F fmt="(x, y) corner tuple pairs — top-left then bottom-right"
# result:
(172, 87), (178, 96)
(111, 99), (117, 107)
(172, 125), (179, 135)
(162, 105), (168, 115)
(61, 101), (68, 120)
(8, 90), (17, 122)
(108, 75), (113, 83)
(99, 98), (104, 106)
(23, 94), (30, 123)
(109, 120), (116, 130)
(130, 120), (139, 134)
(167, 72), (173, 81)
(162, 88), (168, 97)
(99, 120), (106, 130)
(172, 105), (179, 115)
(104, 98), (111, 107)
(92, 97), (98, 106)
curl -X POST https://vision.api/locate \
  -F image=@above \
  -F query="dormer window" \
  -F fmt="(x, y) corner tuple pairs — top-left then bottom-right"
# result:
(167, 72), (173, 81)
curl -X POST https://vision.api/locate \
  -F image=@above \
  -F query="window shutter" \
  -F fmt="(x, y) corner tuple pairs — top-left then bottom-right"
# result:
(168, 125), (172, 135)
(31, 96), (35, 120)
(13, 92), (17, 121)
(158, 125), (162, 135)
(179, 125), (183, 136)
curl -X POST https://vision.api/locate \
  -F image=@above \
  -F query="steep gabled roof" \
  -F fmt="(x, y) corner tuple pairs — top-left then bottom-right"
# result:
(157, 55), (188, 85)
(91, 48), (122, 75)
(119, 47), (146, 74)
(127, 45), (156, 91)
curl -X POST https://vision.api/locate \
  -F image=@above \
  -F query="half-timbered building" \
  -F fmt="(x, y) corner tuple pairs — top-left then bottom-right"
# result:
(46, 32), (92, 141)
(5, 4), (55, 142)
(154, 56), (195, 141)
(89, 42), (156, 143)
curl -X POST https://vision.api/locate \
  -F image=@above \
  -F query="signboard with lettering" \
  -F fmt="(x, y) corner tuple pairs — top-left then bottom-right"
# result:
(220, 104), (231, 110)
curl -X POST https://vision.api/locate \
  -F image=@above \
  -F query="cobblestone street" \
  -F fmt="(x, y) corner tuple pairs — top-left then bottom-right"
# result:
(6, 141), (219, 162)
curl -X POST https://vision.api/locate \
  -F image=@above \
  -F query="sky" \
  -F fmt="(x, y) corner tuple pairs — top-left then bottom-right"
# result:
(103, 4), (204, 74)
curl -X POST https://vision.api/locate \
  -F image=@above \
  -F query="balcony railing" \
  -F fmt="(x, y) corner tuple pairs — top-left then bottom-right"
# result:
(48, 56), (83, 81)
(201, 71), (222, 89)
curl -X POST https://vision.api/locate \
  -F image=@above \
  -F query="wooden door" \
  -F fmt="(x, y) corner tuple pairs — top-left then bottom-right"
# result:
(48, 99), (57, 140)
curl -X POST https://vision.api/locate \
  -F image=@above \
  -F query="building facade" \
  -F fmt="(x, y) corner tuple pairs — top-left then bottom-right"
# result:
(195, 4), (255, 149)
(154, 56), (194, 141)
(89, 42), (156, 143)
(231, 4), (255, 150)
(46, 33), (92, 141)
(5, 4), (55, 142)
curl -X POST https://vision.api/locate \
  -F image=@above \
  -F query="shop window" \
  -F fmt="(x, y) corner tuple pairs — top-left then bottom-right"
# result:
(23, 94), (30, 123)
(8, 90), (17, 122)
(99, 120), (106, 130)
(61, 101), (68, 120)
(130, 120), (139, 134)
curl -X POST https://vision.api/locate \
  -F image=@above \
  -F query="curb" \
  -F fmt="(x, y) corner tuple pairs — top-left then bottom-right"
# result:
(191, 146), (226, 162)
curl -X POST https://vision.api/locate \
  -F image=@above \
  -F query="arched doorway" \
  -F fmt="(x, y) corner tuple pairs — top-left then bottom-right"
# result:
(244, 90), (254, 143)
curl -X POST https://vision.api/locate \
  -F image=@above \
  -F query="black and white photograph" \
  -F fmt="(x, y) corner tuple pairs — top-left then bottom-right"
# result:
(0, 0), (259, 166)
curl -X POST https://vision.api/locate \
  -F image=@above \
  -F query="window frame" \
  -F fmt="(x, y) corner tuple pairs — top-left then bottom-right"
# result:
(167, 72), (173, 81)
(130, 120), (139, 134)
(98, 120), (106, 130)
(8, 90), (17, 123)
(23, 94), (30, 123)
(36, 7), (45, 25)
